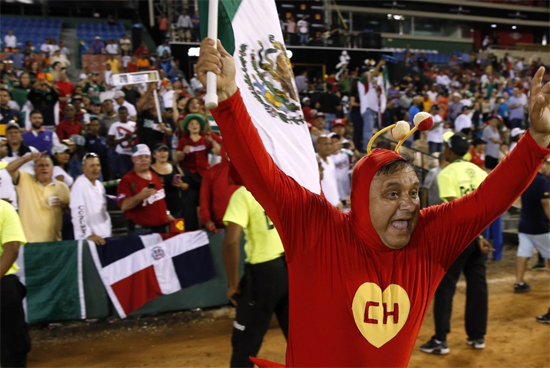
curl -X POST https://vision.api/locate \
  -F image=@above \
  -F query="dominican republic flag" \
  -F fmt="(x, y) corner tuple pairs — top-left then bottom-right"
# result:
(200, 0), (321, 195)
(88, 231), (215, 318)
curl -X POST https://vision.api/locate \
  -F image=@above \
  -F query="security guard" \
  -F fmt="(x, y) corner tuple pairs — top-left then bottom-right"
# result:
(0, 161), (31, 367)
(222, 186), (288, 368)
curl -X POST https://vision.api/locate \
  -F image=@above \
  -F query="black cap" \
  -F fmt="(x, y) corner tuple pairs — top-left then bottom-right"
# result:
(446, 132), (470, 156)
(153, 142), (169, 152)
(431, 104), (440, 110)
(472, 137), (487, 146)
(461, 105), (471, 112)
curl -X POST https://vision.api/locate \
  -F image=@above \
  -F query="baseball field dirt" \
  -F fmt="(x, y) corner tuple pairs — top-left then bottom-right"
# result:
(29, 244), (549, 367)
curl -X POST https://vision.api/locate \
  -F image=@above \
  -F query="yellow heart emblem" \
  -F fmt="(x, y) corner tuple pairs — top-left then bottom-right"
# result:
(351, 282), (410, 348)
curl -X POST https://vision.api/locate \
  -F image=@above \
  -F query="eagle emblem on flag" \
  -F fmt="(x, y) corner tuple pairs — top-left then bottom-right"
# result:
(238, 35), (303, 125)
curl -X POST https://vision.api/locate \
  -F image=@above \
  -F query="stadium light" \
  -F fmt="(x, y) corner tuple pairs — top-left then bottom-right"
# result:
(512, 25), (517, 30)
(491, 24), (497, 28)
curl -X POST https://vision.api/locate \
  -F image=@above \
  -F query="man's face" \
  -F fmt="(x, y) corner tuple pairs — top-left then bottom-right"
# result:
(90, 104), (101, 115)
(314, 117), (325, 130)
(103, 100), (114, 114)
(34, 157), (53, 183)
(132, 154), (151, 171)
(0, 91), (10, 107)
(30, 113), (43, 129)
(6, 128), (21, 146)
(82, 157), (101, 181)
(513, 88), (520, 97)
(369, 167), (420, 249)
(316, 137), (332, 158)
(118, 109), (128, 122)
(89, 120), (100, 135)
(65, 105), (76, 120)
(332, 125), (345, 136)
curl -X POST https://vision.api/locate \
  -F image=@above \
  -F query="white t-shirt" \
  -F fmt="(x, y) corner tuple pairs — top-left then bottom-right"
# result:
(297, 20), (308, 34)
(318, 155), (340, 208)
(105, 43), (119, 55)
(53, 165), (74, 187)
(332, 150), (352, 201)
(454, 114), (472, 133)
(2, 147), (38, 174)
(427, 114), (444, 143)
(114, 101), (137, 119)
(4, 35), (17, 48)
(358, 80), (379, 113)
(0, 167), (17, 209)
(108, 121), (137, 155)
(70, 175), (112, 239)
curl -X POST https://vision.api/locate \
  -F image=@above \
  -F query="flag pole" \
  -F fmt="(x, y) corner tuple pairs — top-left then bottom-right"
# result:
(204, 0), (219, 109)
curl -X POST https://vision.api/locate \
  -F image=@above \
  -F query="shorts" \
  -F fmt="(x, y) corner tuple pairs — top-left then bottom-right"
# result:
(517, 232), (550, 259)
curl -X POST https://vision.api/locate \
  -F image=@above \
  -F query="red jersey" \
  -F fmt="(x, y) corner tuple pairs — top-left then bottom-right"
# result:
(56, 119), (82, 141)
(176, 134), (212, 176)
(468, 148), (485, 169)
(211, 90), (550, 368)
(199, 159), (239, 228)
(117, 170), (168, 227)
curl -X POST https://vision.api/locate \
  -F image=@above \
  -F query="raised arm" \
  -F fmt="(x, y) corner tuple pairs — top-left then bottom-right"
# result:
(421, 67), (550, 267)
(196, 38), (329, 260)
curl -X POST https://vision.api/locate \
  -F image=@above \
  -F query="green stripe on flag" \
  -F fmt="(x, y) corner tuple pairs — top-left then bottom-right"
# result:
(22, 240), (84, 323)
(199, 0), (242, 55)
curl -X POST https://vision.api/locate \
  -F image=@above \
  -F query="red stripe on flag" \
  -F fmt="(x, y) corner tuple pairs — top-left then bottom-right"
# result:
(111, 266), (162, 315)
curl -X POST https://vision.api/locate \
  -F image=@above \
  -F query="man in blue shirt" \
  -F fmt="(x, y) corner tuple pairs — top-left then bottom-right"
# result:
(513, 157), (550, 323)
(506, 88), (525, 129)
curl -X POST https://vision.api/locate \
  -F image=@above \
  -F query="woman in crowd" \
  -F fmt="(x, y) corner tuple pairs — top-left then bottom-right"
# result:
(52, 143), (74, 187)
(150, 143), (188, 220)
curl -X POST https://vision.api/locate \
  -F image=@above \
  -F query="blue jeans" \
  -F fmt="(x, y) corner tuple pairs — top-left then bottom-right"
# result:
(299, 33), (308, 45)
(483, 217), (503, 261)
(509, 118), (523, 129)
(428, 142), (443, 154)
(117, 154), (133, 178)
(361, 108), (376, 151)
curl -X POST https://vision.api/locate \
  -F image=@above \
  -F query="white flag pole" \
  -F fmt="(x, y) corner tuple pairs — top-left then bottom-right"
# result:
(204, 0), (219, 109)
(152, 88), (163, 124)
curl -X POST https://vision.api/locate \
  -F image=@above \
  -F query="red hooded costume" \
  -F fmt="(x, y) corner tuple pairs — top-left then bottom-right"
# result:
(211, 90), (549, 368)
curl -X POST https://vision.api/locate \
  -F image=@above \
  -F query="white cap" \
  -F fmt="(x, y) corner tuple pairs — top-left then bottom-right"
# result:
(52, 144), (70, 155)
(511, 127), (525, 138)
(132, 144), (151, 157)
(114, 90), (125, 99)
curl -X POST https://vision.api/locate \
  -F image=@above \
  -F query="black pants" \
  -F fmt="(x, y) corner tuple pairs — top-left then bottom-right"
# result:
(1, 275), (31, 368)
(231, 257), (289, 368)
(433, 241), (488, 342)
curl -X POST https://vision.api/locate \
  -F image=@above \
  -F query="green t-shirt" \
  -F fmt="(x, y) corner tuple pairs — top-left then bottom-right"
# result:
(83, 83), (106, 103)
(0, 200), (27, 275)
(223, 187), (284, 264)
(437, 160), (488, 202)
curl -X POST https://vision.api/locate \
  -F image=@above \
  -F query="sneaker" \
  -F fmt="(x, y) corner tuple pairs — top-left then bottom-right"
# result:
(466, 338), (485, 349)
(514, 282), (531, 293)
(420, 339), (450, 355)
(536, 312), (550, 324)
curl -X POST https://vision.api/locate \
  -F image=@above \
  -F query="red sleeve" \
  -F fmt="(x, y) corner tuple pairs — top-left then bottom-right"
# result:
(176, 136), (185, 151)
(199, 168), (213, 225)
(211, 90), (335, 262)
(419, 129), (550, 269)
(210, 132), (223, 144)
(204, 137), (213, 151)
(116, 176), (133, 208)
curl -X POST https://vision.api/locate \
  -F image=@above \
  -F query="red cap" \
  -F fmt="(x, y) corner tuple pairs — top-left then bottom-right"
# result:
(332, 118), (346, 127)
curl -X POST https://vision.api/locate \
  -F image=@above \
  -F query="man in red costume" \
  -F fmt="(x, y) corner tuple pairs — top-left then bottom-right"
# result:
(197, 38), (550, 368)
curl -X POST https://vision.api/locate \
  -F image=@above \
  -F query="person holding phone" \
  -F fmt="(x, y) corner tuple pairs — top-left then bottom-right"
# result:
(117, 144), (173, 235)
(151, 142), (189, 220)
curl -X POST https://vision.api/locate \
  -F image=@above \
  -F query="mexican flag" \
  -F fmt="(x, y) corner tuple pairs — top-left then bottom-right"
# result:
(16, 240), (86, 324)
(200, 0), (321, 194)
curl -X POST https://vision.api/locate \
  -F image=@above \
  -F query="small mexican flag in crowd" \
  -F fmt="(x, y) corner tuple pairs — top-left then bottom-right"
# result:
(200, 0), (320, 195)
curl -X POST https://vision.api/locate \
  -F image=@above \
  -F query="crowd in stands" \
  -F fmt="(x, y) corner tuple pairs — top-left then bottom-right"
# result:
(0, 21), (547, 253)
